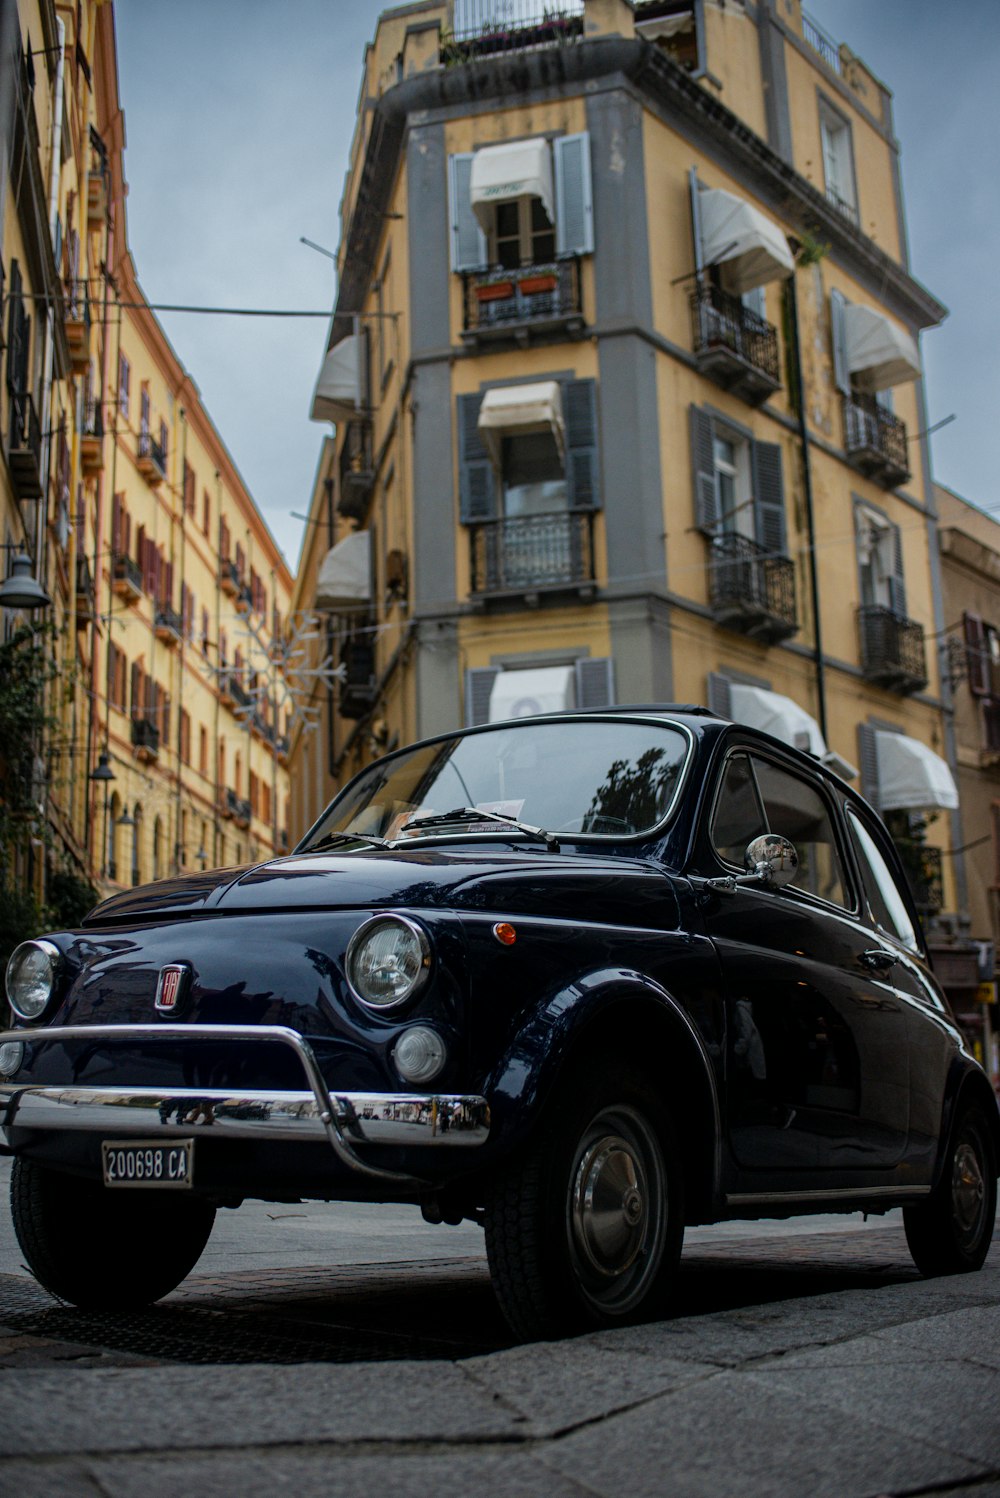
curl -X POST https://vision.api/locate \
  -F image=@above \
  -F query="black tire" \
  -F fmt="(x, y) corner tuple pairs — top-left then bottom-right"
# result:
(484, 1066), (683, 1340)
(904, 1105), (997, 1277)
(11, 1157), (216, 1308)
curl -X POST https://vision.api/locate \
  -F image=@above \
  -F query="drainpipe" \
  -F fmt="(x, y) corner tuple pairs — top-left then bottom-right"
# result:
(785, 269), (827, 743)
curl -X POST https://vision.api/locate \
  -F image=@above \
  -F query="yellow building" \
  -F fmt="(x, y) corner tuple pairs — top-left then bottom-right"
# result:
(292, 0), (962, 951)
(2, 1), (291, 935)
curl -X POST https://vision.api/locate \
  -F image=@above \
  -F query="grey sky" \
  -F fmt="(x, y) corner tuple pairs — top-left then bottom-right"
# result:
(113, 1), (1000, 569)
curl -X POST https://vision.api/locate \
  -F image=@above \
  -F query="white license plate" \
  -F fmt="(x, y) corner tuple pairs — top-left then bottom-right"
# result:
(101, 1140), (194, 1189)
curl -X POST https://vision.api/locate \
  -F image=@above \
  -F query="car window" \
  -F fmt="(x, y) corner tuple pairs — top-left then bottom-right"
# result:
(711, 750), (847, 908)
(846, 808), (920, 952)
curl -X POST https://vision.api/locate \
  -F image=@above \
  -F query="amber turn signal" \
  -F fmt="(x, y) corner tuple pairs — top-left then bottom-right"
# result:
(492, 922), (517, 946)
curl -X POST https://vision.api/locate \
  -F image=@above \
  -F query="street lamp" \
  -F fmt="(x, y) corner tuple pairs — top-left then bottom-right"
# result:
(195, 846), (209, 870)
(89, 751), (115, 880)
(0, 550), (51, 610)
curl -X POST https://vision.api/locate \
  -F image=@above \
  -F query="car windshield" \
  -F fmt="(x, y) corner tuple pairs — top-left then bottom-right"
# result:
(300, 719), (690, 848)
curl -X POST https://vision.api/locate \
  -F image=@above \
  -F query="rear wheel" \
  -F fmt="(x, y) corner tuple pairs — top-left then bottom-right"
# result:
(904, 1105), (997, 1277)
(11, 1157), (216, 1308)
(484, 1067), (683, 1340)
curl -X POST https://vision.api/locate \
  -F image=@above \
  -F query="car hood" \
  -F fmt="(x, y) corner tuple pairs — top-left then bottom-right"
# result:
(83, 845), (678, 928)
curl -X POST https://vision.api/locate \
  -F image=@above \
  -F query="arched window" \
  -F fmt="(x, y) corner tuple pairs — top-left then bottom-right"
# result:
(108, 792), (121, 881)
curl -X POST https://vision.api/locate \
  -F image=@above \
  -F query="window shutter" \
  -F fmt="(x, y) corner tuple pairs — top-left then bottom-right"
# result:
(706, 672), (732, 718)
(689, 170), (704, 276)
(575, 657), (614, 709)
(689, 406), (720, 535)
(130, 662), (142, 719)
(554, 132), (594, 256)
(857, 722), (880, 810)
(457, 392), (497, 521)
(465, 666), (500, 726)
(964, 612), (989, 697)
(830, 289), (850, 395)
(564, 378), (599, 510)
(449, 153), (487, 272)
(751, 440), (787, 556)
(887, 522), (907, 616)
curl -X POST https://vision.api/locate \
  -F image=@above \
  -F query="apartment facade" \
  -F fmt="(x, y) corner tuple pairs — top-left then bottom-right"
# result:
(1, 2), (291, 933)
(293, 0), (965, 951)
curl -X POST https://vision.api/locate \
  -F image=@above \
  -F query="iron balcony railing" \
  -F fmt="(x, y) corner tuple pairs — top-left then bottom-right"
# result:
(824, 185), (859, 226)
(708, 533), (798, 643)
(897, 842), (944, 915)
(690, 283), (781, 401)
(131, 717), (160, 756)
(463, 259), (582, 335)
(111, 552), (143, 595)
(802, 9), (842, 75)
(470, 510), (594, 595)
(858, 605), (928, 693)
(154, 604), (183, 641)
(338, 419), (375, 521)
(226, 788), (251, 825)
(843, 392), (910, 486)
(219, 671), (251, 710)
(7, 389), (43, 497)
(138, 430), (168, 479)
(339, 638), (378, 720)
(446, 0), (583, 60)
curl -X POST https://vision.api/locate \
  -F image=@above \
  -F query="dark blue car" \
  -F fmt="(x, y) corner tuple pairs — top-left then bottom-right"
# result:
(2, 707), (997, 1339)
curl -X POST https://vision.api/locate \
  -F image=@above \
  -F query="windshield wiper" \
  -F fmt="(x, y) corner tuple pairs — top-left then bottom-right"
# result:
(309, 830), (392, 853)
(395, 806), (560, 851)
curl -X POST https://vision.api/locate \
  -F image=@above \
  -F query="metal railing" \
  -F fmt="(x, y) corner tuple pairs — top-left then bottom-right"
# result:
(708, 533), (797, 641)
(138, 430), (168, 479)
(802, 9), (842, 75)
(111, 552), (142, 594)
(154, 604), (182, 639)
(447, 0), (583, 58)
(470, 510), (594, 594)
(82, 399), (103, 440)
(898, 842), (944, 914)
(824, 185), (859, 226)
(226, 788), (251, 824)
(8, 389), (42, 466)
(690, 282), (781, 387)
(131, 717), (160, 756)
(463, 258), (582, 333)
(843, 391), (909, 484)
(858, 605), (928, 693)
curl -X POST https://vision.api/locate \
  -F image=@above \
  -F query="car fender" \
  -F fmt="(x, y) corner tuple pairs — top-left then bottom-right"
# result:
(483, 966), (723, 1202)
(931, 1058), (1000, 1191)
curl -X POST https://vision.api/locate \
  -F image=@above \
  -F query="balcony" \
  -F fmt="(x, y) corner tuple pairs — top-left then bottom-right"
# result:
(220, 671), (250, 712)
(137, 431), (168, 485)
(339, 638), (377, 720)
(87, 131), (109, 227)
(226, 788), (251, 827)
(708, 534), (798, 643)
(219, 557), (241, 597)
(443, 0), (583, 62)
(338, 419), (375, 522)
(843, 391), (910, 488)
(111, 552), (143, 602)
(690, 283), (781, 406)
(81, 400), (104, 474)
(64, 281), (91, 370)
(131, 717), (160, 762)
(154, 604), (183, 645)
(858, 605), (928, 694)
(462, 259), (584, 347)
(75, 556), (95, 627)
(6, 390), (43, 500)
(897, 841), (944, 916)
(469, 510), (595, 601)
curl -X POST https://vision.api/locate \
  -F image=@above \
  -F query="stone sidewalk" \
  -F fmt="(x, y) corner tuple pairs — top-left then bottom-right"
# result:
(1, 1218), (999, 1497)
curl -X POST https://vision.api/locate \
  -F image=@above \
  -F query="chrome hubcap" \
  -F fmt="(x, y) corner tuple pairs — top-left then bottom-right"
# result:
(953, 1139), (986, 1236)
(572, 1133), (648, 1279)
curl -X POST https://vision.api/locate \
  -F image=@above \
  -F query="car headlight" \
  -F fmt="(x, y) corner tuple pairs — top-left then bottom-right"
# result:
(346, 914), (431, 1011)
(5, 939), (62, 1023)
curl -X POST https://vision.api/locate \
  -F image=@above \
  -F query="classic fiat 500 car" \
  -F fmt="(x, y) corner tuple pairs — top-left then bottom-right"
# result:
(2, 707), (997, 1339)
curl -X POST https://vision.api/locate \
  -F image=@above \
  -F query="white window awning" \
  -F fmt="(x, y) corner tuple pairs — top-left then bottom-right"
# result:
(699, 187), (795, 294)
(477, 380), (565, 468)
(488, 665), (575, 722)
(729, 685), (826, 757)
(875, 731), (958, 813)
(470, 138), (554, 231)
(636, 10), (694, 41)
(310, 335), (365, 424)
(844, 304), (920, 392)
(314, 530), (371, 612)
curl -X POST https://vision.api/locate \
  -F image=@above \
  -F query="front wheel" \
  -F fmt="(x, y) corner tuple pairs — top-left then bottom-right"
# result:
(11, 1157), (216, 1308)
(484, 1068), (683, 1340)
(904, 1105), (997, 1277)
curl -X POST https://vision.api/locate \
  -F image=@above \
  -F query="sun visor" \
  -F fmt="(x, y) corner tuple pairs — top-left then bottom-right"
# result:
(875, 731), (958, 813)
(470, 138), (554, 231)
(845, 305), (921, 392)
(698, 187), (795, 294)
(477, 380), (565, 468)
(488, 666), (575, 722)
(314, 530), (371, 612)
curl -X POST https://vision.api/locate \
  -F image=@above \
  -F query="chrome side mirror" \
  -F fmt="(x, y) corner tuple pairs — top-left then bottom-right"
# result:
(744, 834), (799, 889)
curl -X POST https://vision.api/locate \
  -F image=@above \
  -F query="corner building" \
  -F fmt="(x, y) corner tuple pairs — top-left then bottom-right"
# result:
(298, 0), (964, 942)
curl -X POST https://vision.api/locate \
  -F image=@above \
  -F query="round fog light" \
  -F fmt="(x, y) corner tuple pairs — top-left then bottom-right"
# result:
(393, 1026), (447, 1085)
(0, 1041), (24, 1077)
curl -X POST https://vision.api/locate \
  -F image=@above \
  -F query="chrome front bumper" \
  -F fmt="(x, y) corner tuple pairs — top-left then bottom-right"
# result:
(0, 1023), (490, 1186)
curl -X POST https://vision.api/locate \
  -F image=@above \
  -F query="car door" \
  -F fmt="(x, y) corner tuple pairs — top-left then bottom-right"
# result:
(692, 745), (911, 1186)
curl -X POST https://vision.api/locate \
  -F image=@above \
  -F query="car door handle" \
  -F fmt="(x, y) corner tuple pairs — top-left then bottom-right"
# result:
(861, 949), (897, 973)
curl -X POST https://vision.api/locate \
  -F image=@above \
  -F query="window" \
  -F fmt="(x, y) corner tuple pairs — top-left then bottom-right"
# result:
(465, 657), (615, 726)
(819, 98), (857, 221)
(846, 808), (919, 952)
(202, 490), (210, 536)
(963, 614), (1000, 751)
(689, 407), (787, 553)
(179, 709), (191, 766)
(855, 502), (904, 612)
(183, 460), (195, 515)
(140, 386), (150, 438)
(199, 724), (208, 777)
(458, 380), (599, 523)
(448, 133), (593, 273)
(159, 420), (168, 464)
(118, 354), (130, 418)
(712, 434), (753, 540)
